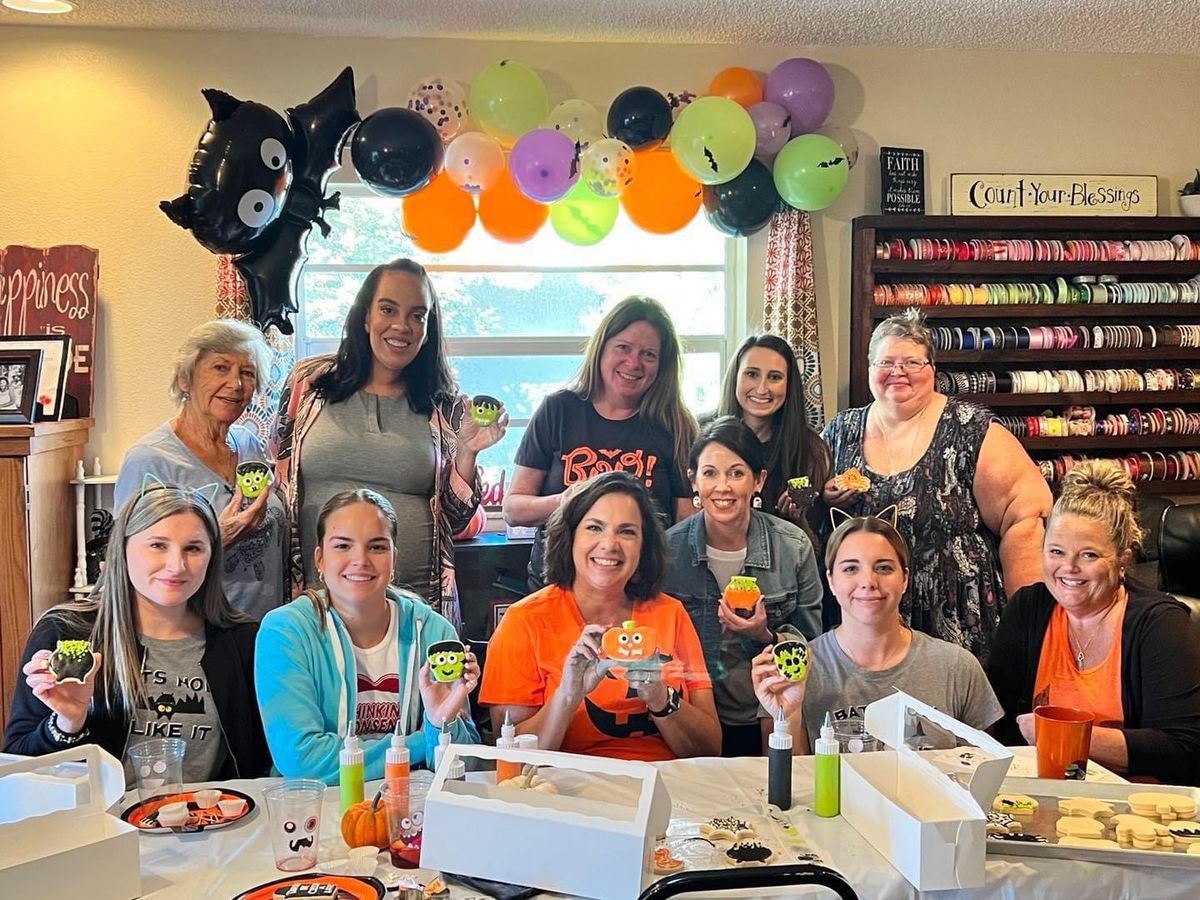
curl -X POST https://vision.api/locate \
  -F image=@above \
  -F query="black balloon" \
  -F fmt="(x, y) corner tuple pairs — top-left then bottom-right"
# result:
(702, 158), (780, 237)
(159, 91), (294, 255)
(162, 67), (359, 334)
(351, 108), (443, 197)
(606, 86), (672, 151)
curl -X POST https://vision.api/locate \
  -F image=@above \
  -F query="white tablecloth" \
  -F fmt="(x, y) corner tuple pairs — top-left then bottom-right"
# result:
(134, 755), (1197, 900)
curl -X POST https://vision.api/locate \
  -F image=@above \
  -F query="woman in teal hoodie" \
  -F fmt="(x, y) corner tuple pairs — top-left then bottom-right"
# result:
(256, 489), (478, 782)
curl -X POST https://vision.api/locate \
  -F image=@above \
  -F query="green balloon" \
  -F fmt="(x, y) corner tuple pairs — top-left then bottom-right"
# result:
(669, 96), (756, 186)
(470, 59), (550, 147)
(773, 134), (850, 211)
(550, 181), (619, 245)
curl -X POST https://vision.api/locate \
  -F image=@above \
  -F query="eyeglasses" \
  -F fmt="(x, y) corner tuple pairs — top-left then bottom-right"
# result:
(870, 359), (932, 374)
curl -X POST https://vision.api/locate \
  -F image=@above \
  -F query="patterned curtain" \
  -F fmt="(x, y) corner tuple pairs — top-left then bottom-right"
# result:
(215, 256), (296, 446)
(762, 208), (825, 428)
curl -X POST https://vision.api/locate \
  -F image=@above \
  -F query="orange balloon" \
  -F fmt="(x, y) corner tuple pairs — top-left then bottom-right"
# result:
(620, 150), (702, 235)
(401, 172), (476, 254)
(478, 167), (549, 243)
(708, 66), (763, 108)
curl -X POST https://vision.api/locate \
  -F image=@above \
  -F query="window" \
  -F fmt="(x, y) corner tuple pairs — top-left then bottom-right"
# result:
(299, 185), (745, 502)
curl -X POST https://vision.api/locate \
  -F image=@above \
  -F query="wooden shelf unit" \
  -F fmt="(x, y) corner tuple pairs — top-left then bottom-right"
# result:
(850, 215), (1200, 496)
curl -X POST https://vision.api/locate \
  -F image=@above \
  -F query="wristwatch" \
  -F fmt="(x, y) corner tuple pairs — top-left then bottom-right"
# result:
(649, 685), (682, 719)
(47, 712), (88, 745)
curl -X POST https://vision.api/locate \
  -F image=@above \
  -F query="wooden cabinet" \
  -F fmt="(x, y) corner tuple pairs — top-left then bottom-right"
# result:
(850, 216), (1200, 495)
(0, 419), (91, 725)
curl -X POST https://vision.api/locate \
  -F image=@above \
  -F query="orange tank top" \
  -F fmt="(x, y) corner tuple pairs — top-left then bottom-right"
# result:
(1034, 599), (1125, 728)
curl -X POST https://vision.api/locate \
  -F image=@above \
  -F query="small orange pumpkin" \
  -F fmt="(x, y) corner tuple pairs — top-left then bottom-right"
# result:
(602, 620), (658, 660)
(341, 787), (389, 849)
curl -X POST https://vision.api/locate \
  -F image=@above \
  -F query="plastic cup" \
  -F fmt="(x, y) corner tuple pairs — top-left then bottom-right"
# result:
(127, 738), (185, 801)
(1034, 705), (1094, 779)
(382, 773), (433, 869)
(264, 779), (325, 872)
(831, 719), (882, 754)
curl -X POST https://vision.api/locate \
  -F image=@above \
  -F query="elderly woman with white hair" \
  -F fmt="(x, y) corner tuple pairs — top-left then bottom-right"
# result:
(115, 319), (286, 619)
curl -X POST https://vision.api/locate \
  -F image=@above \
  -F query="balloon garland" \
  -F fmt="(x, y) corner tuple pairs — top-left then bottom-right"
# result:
(162, 58), (856, 332)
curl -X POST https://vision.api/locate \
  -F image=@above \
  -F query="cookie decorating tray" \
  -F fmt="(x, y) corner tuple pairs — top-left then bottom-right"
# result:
(986, 778), (1200, 870)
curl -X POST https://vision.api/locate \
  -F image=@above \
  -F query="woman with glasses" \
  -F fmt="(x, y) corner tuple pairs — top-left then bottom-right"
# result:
(5, 486), (271, 784)
(820, 308), (1050, 662)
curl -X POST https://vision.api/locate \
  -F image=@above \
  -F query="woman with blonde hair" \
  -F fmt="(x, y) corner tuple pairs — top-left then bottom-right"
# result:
(821, 307), (1051, 660)
(989, 460), (1200, 784)
(4, 485), (271, 783)
(115, 318), (285, 620)
(504, 296), (698, 590)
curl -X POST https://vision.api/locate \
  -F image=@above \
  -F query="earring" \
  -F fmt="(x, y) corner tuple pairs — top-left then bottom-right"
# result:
(691, 492), (702, 509)
(752, 493), (763, 509)
(181, 391), (191, 402)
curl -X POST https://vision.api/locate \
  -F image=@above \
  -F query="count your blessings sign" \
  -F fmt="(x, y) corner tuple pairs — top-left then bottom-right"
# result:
(950, 174), (1157, 216)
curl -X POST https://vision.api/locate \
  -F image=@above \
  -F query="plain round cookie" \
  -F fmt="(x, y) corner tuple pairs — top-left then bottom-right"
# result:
(1056, 816), (1107, 839)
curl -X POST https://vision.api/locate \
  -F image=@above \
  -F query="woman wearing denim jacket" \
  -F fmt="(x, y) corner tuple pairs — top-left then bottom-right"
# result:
(664, 417), (823, 756)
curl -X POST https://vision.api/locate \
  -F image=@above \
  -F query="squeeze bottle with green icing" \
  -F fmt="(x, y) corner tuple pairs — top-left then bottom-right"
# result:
(813, 711), (840, 817)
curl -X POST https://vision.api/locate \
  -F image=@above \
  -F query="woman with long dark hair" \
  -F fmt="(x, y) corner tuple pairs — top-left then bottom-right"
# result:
(503, 295), (697, 590)
(272, 259), (508, 626)
(716, 334), (831, 538)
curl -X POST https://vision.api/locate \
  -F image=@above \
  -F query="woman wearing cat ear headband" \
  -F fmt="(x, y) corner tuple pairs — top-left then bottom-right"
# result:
(751, 508), (1002, 752)
(4, 484), (271, 785)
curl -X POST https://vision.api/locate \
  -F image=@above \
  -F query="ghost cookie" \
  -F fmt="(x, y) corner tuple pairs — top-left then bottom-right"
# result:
(1057, 836), (1122, 850)
(652, 847), (684, 875)
(993, 794), (1039, 817)
(1057, 798), (1115, 821)
(1113, 814), (1172, 850)
(1127, 792), (1197, 823)
(701, 816), (756, 841)
(1167, 821), (1200, 846)
(726, 840), (773, 865)
(985, 812), (1022, 836)
(1056, 816), (1107, 839)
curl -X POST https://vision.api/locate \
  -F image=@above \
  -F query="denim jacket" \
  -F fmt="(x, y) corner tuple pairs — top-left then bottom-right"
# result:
(664, 510), (823, 690)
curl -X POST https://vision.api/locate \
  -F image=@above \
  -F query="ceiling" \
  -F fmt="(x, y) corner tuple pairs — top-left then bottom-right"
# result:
(2, 0), (1197, 55)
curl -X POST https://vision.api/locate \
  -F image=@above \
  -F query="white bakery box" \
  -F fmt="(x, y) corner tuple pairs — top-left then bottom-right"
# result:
(0, 745), (140, 899)
(421, 743), (671, 900)
(839, 690), (1014, 892)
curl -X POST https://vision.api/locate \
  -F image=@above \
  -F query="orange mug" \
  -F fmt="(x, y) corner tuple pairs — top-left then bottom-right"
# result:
(1034, 705), (1093, 780)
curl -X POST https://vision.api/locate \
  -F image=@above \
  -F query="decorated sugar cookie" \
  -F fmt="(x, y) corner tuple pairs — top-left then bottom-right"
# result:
(832, 467), (871, 492)
(469, 394), (502, 427)
(236, 460), (273, 499)
(772, 640), (809, 683)
(726, 840), (773, 865)
(785, 476), (817, 509)
(992, 794), (1038, 816)
(985, 812), (1021, 836)
(48, 640), (97, 684)
(700, 816), (755, 841)
(427, 640), (467, 683)
(1166, 821), (1200, 845)
(723, 576), (761, 614)
(600, 620), (663, 684)
(652, 847), (684, 874)
(988, 832), (1046, 843)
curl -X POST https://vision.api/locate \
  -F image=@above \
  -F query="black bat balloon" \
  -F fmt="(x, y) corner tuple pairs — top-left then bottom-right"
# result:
(162, 67), (359, 334)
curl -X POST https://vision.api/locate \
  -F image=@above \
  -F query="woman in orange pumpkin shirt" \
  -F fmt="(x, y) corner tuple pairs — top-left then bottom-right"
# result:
(481, 472), (719, 761)
(989, 460), (1200, 785)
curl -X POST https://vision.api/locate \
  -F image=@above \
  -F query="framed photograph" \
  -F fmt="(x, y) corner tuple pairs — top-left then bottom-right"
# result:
(0, 335), (71, 421)
(0, 349), (44, 424)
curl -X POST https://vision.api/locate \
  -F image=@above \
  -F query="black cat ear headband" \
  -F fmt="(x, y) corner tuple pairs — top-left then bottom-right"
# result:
(829, 504), (900, 530)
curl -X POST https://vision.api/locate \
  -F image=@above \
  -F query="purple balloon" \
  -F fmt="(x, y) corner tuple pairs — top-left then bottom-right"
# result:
(508, 128), (579, 203)
(764, 58), (834, 137)
(749, 101), (791, 160)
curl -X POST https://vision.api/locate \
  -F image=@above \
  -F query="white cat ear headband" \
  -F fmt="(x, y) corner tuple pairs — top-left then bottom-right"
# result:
(829, 504), (899, 530)
(137, 473), (222, 509)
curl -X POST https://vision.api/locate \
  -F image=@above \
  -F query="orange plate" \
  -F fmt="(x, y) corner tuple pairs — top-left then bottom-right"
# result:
(121, 787), (255, 833)
(233, 874), (385, 900)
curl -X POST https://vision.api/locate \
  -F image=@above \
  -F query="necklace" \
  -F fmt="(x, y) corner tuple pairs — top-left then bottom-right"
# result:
(1067, 589), (1123, 669)
(874, 402), (931, 476)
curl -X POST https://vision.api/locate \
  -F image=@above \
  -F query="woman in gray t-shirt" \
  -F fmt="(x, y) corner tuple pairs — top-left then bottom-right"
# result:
(751, 512), (1002, 752)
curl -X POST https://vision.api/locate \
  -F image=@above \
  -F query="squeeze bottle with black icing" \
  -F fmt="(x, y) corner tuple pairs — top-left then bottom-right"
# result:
(813, 711), (840, 817)
(768, 705), (793, 810)
(339, 721), (364, 815)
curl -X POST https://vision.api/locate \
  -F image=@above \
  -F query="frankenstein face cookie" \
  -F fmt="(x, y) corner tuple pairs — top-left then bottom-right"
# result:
(993, 794), (1038, 817)
(427, 640), (467, 683)
(772, 640), (809, 683)
(726, 840), (773, 865)
(700, 816), (755, 841)
(236, 461), (273, 499)
(469, 394), (502, 427)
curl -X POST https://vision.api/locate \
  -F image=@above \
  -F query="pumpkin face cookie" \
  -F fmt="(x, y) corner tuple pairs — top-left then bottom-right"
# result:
(993, 794), (1038, 817)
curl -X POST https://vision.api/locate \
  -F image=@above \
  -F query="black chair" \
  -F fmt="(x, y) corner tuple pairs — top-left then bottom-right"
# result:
(637, 864), (859, 900)
(1159, 502), (1200, 621)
